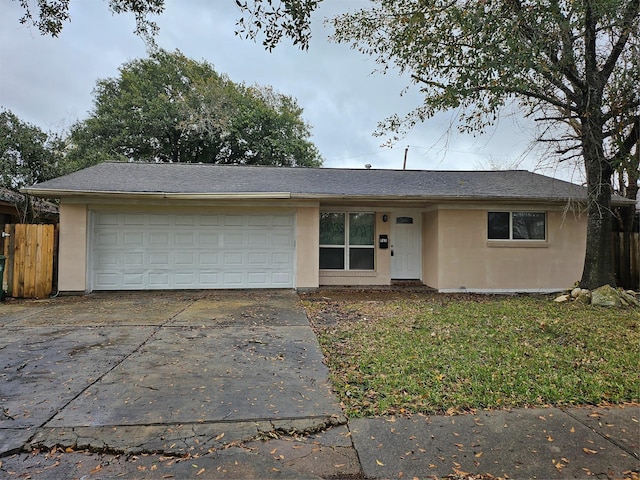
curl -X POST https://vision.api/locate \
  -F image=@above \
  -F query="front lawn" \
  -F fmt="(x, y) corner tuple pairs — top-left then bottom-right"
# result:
(301, 291), (640, 417)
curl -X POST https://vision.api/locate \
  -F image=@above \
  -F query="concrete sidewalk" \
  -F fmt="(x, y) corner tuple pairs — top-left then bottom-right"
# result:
(1, 291), (638, 478)
(351, 404), (639, 479)
(1, 405), (637, 478)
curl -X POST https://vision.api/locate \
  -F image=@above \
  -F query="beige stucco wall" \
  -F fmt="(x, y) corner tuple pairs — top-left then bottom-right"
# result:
(295, 206), (319, 288)
(426, 207), (587, 292)
(422, 209), (439, 288)
(58, 202), (88, 292)
(319, 211), (391, 286)
(55, 199), (587, 293)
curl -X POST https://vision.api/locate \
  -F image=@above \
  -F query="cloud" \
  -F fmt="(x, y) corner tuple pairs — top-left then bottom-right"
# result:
(0, 0), (579, 180)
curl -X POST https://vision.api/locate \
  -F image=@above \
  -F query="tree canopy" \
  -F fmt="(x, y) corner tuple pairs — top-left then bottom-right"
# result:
(237, 0), (639, 290)
(67, 49), (322, 169)
(0, 109), (64, 191)
(13, 0), (164, 41)
(0, 108), (65, 222)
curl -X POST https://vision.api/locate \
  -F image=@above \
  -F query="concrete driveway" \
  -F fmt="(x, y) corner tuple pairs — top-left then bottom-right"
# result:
(0, 291), (345, 457)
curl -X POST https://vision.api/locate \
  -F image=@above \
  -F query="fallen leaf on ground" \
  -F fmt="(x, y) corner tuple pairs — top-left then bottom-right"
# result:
(583, 448), (598, 454)
(376, 459), (385, 466)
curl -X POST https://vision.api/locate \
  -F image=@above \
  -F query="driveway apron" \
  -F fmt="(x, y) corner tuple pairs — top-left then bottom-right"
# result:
(0, 291), (345, 455)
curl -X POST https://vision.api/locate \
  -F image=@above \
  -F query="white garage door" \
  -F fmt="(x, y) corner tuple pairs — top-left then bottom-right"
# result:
(91, 212), (295, 290)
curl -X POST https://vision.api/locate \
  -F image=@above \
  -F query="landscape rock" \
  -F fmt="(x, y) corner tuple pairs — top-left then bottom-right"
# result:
(575, 290), (591, 304)
(620, 291), (639, 307)
(570, 287), (582, 298)
(591, 285), (622, 307)
(553, 294), (570, 303)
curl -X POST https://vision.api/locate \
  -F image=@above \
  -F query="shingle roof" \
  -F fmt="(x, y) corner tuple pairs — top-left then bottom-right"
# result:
(23, 162), (631, 205)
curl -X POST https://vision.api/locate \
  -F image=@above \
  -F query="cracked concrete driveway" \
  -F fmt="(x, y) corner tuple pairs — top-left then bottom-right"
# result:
(0, 290), (346, 457)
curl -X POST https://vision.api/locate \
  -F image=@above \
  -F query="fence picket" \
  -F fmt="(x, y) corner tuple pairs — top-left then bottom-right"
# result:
(2, 224), (56, 299)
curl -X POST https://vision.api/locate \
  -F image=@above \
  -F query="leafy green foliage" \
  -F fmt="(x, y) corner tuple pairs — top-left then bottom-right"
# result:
(14, 0), (164, 42)
(66, 49), (322, 168)
(0, 108), (64, 190)
(302, 292), (639, 417)
(0, 108), (66, 222)
(235, 0), (321, 50)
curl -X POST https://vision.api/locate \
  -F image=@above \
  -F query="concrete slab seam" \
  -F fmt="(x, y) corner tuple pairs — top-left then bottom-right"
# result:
(16, 298), (201, 452)
(560, 407), (640, 460)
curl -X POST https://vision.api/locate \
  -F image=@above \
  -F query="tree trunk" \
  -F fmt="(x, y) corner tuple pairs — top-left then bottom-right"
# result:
(580, 147), (616, 289)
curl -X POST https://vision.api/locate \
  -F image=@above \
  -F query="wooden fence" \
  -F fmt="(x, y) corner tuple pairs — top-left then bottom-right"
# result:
(2, 224), (58, 299)
(612, 231), (639, 290)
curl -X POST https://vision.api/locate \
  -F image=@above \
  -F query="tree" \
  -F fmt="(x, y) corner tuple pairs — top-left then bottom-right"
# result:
(13, 0), (164, 41)
(0, 108), (65, 222)
(67, 49), (322, 168)
(236, 0), (639, 290)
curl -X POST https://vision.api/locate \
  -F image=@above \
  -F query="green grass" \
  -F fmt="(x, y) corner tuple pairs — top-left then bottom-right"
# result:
(301, 292), (640, 417)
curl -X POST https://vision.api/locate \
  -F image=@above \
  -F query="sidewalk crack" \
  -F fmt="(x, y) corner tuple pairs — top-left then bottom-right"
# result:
(560, 407), (639, 460)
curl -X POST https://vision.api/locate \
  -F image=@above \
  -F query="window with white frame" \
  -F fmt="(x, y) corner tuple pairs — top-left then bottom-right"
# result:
(488, 211), (546, 240)
(319, 212), (375, 270)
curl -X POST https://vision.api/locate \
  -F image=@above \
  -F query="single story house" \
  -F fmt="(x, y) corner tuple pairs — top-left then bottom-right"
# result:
(23, 162), (632, 294)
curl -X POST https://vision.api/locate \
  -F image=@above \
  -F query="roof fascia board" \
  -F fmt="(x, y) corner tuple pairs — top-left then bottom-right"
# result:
(21, 189), (292, 200)
(294, 193), (590, 204)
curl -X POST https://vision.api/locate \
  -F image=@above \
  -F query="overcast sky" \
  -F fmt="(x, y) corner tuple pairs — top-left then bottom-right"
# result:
(0, 0), (583, 182)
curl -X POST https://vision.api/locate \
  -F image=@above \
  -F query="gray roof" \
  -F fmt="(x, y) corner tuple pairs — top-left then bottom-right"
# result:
(23, 162), (632, 205)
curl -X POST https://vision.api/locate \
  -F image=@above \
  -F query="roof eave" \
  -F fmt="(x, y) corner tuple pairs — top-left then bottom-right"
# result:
(21, 188), (292, 200)
(291, 193), (589, 204)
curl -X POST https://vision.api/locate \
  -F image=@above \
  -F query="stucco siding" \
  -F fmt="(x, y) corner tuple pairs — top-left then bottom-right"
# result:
(422, 210), (439, 289)
(295, 206), (320, 288)
(58, 202), (88, 292)
(434, 208), (586, 292)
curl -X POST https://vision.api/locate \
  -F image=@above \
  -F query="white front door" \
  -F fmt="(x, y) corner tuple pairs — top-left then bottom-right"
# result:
(391, 212), (422, 280)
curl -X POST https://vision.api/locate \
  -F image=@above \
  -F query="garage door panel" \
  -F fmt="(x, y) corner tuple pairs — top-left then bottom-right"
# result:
(176, 232), (195, 245)
(149, 252), (170, 265)
(272, 233), (293, 246)
(96, 232), (118, 246)
(223, 252), (243, 265)
(224, 215), (243, 226)
(272, 215), (292, 226)
(223, 233), (243, 246)
(199, 272), (219, 285)
(92, 213), (294, 290)
(200, 252), (219, 266)
(124, 214), (144, 225)
(122, 273), (144, 287)
(175, 252), (195, 266)
(123, 232), (144, 246)
(249, 252), (268, 265)
(248, 232), (267, 245)
(149, 215), (170, 225)
(272, 272), (293, 285)
(223, 272), (244, 284)
(149, 272), (170, 288)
